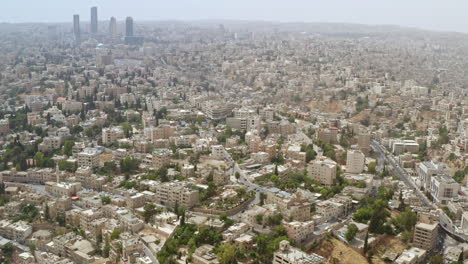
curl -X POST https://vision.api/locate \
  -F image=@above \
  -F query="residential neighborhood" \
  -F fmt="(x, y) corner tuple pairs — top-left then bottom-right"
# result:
(0, 4), (467, 264)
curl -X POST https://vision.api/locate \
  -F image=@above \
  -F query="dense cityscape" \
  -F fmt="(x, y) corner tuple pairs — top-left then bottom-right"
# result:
(0, 4), (467, 264)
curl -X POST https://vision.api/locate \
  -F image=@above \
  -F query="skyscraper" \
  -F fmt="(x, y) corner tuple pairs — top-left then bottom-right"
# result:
(125, 17), (134, 37)
(91, 7), (98, 34)
(73, 14), (80, 42)
(109, 17), (117, 39)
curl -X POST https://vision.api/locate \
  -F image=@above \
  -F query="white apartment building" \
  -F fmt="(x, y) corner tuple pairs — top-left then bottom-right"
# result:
(284, 221), (315, 244)
(315, 200), (346, 223)
(233, 108), (256, 118)
(222, 223), (250, 242)
(259, 108), (274, 121)
(346, 149), (365, 174)
(265, 188), (312, 222)
(56, 127), (71, 139)
(392, 140), (419, 155)
(201, 101), (235, 120)
(287, 145), (306, 163)
(241, 205), (269, 227)
(211, 145), (225, 160)
(102, 126), (125, 145)
(307, 157), (337, 186)
(192, 244), (219, 264)
(0, 168), (55, 185)
(226, 116), (261, 132)
(153, 181), (199, 208)
(0, 220), (33, 243)
(62, 100), (83, 112)
(419, 161), (450, 190)
(144, 125), (176, 141)
(273, 240), (325, 264)
(45, 182), (82, 197)
(152, 148), (172, 169)
(38, 136), (62, 152)
(78, 148), (100, 168)
(127, 193), (146, 209)
(395, 247), (426, 264)
(430, 175), (460, 205)
(79, 209), (102, 232)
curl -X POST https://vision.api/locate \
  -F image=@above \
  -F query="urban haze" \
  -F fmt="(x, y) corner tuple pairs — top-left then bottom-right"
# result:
(0, 2), (466, 264)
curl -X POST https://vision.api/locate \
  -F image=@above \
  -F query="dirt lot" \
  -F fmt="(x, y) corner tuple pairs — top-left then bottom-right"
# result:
(370, 235), (407, 264)
(314, 238), (369, 264)
(308, 100), (344, 114)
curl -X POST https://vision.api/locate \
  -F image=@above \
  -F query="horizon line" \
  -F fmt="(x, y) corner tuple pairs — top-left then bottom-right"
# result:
(0, 19), (466, 34)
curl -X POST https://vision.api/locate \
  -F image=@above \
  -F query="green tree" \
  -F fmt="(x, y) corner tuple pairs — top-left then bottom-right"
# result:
(356, 96), (369, 112)
(1, 242), (14, 259)
(57, 214), (66, 226)
(363, 231), (369, 253)
(29, 243), (36, 252)
(120, 157), (140, 174)
(305, 148), (317, 163)
(143, 203), (158, 223)
(449, 153), (456, 161)
(394, 207), (417, 232)
(101, 196), (111, 205)
(58, 160), (77, 172)
(63, 140), (75, 156)
(0, 181), (5, 195)
(353, 207), (373, 223)
(217, 243), (238, 264)
(256, 214), (264, 225)
(429, 254), (444, 264)
(267, 214), (283, 226)
(401, 231), (413, 243)
(121, 122), (132, 138)
(180, 209), (186, 226)
(368, 161), (377, 174)
(102, 242), (110, 257)
(369, 201), (390, 234)
(110, 229), (121, 240)
(454, 169), (466, 183)
(34, 151), (45, 167)
(345, 224), (358, 242)
(44, 203), (50, 220)
(259, 193), (266, 206)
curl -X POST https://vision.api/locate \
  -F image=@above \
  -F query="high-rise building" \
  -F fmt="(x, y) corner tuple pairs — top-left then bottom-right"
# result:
(109, 17), (117, 38)
(412, 222), (438, 250)
(124, 16), (143, 45)
(358, 133), (371, 155)
(125, 17), (134, 37)
(346, 149), (365, 174)
(307, 157), (337, 186)
(90, 6), (98, 34)
(73, 14), (80, 42)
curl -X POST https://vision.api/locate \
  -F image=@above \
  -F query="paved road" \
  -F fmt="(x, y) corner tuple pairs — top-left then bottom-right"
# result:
(371, 141), (468, 243)
(371, 140), (435, 209)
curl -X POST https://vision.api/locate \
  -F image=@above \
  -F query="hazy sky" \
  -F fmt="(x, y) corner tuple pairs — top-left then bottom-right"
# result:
(2, 0), (468, 33)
